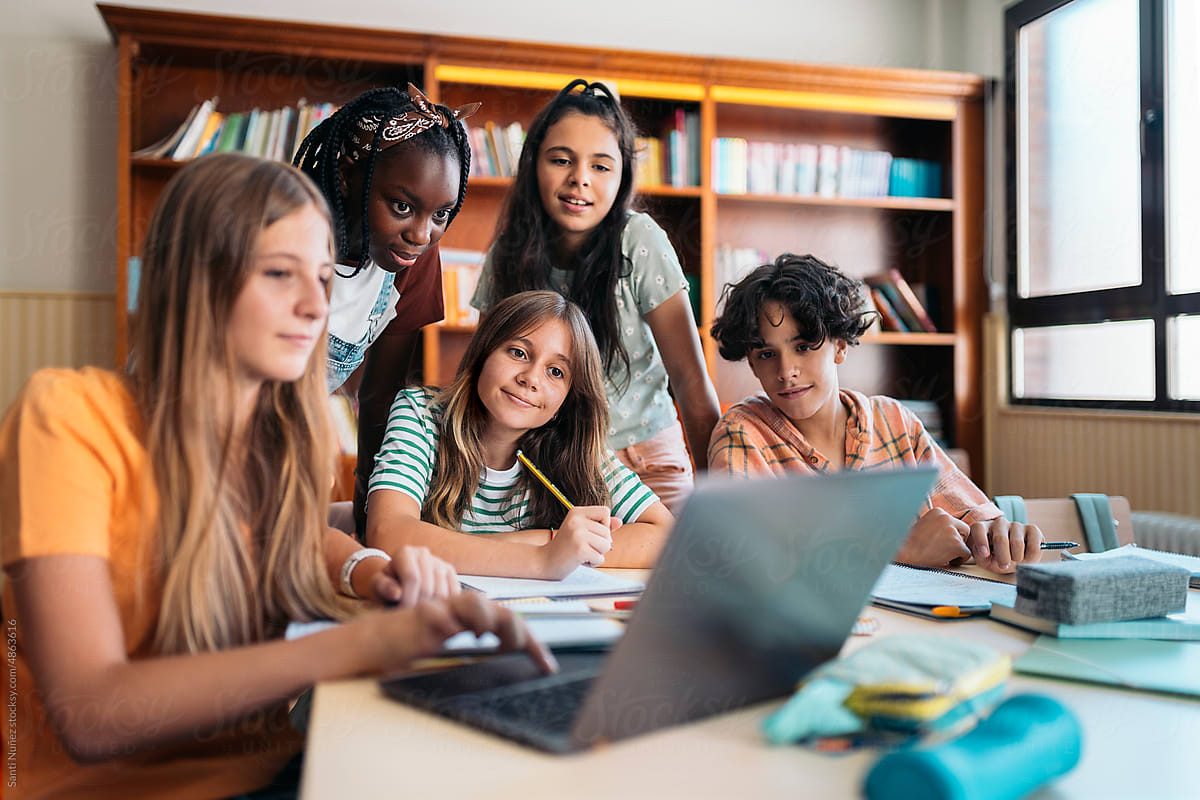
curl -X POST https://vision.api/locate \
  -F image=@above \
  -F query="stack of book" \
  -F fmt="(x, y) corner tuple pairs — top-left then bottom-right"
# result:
(888, 158), (943, 198)
(710, 137), (748, 194)
(633, 109), (700, 189)
(710, 139), (943, 200)
(862, 269), (938, 333)
(662, 108), (700, 187)
(464, 121), (525, 178)
(439, 248), (486, 327)
(132, 97), (336, 162)
(634, 136), (664, 187)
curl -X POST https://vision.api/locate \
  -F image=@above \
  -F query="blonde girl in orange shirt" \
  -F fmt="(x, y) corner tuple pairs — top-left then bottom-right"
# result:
(0, 153), (552, 799)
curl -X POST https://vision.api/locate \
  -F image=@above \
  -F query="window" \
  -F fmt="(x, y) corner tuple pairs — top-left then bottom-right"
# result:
(1006, 0), (1200, 411)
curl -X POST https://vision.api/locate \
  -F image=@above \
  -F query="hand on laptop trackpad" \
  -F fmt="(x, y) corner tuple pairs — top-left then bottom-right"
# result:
(385, 652), (603, 699)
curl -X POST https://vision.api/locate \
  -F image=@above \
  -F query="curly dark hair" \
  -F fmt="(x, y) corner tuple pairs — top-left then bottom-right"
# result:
(710, 253), (876, 361)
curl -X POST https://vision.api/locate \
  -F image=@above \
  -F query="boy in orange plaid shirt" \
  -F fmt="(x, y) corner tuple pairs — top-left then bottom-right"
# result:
(708, 253), (1042, 574)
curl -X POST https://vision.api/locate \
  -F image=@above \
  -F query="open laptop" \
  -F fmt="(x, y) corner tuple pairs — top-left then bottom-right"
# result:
(380, 467), (937, 753)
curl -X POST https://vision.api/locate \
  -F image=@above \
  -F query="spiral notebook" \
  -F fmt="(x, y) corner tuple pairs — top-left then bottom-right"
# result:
(870, 564), (1017, 617)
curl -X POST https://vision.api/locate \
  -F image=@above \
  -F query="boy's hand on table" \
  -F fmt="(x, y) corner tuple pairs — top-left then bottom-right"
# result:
(897, 507), (972, 568)
(967, 518), (1045, 574)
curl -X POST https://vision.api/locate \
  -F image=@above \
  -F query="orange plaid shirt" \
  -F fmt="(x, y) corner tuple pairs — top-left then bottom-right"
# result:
(708, 390), (1001, 525)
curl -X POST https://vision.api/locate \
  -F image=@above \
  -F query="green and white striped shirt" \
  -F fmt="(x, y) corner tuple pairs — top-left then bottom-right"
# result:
(369, 388), (659, 533)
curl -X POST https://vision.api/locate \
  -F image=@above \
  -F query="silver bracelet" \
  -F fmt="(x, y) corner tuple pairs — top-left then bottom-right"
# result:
(339, 547), (391, 599)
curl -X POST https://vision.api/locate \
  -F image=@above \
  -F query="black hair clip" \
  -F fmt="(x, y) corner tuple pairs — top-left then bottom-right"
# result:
(559, 79), (617, 103)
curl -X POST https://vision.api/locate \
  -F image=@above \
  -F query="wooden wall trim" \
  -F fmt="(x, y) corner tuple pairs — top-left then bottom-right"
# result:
(99, 4), (985, 100)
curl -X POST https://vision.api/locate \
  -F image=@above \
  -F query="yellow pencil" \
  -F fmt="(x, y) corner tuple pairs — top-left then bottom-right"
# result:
(515, 449), (574, 510)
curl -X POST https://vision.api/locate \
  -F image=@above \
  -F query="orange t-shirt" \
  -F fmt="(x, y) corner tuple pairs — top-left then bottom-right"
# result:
(0, 368), (301, 800)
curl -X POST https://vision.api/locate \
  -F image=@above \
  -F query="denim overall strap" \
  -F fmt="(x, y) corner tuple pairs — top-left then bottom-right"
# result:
(326, 271), (396, 392)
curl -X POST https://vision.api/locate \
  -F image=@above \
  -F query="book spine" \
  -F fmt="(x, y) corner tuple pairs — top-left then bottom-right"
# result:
(170, 98), (216, 160)
(887, 269), (939, 333)
(872, 279), (922, 332)
(193, 112), (224, 157)
(817, 144), (839, 197)
(869, 286), (908, 332)
(685, 110), (700, 186)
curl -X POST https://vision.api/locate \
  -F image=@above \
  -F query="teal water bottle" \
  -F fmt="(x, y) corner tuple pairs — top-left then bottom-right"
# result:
(863, 694), (1082, 800)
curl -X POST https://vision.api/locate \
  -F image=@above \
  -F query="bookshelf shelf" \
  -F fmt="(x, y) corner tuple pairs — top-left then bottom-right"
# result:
(101, 4), (987, 478)
(465, 175), (513, 189)
(130, 157), (186, 169)
(641, 185), (703, 198)
(715, 192), (954, 211)
(862, 332), (958, 346)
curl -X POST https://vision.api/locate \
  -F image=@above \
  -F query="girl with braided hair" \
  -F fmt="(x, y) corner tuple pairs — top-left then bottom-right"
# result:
(294, 83), (479, 534)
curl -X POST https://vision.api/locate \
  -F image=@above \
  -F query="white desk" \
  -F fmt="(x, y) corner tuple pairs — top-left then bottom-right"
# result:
(300, 585), (1200, 799)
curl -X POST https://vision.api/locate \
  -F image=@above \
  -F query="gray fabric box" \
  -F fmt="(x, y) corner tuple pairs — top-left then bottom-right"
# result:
(1014, 556), (1190, 625)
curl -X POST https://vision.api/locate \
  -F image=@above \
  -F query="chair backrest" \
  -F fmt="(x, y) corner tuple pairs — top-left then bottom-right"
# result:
(1021, 496), (1135, 553)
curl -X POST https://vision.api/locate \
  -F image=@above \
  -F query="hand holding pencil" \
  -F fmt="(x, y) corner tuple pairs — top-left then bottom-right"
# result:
(539, 506), (616, 578)
(517, 449), (617, 578)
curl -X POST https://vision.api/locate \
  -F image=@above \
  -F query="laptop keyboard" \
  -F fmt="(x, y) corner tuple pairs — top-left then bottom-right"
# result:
(451, 676), (594, 739)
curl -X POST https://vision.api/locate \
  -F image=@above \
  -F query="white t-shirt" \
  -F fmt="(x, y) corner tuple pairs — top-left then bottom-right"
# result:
(327, 259), (399, 347)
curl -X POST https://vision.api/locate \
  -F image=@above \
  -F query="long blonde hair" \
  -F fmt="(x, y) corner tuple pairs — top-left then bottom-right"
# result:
(132, 153), (348, 654)
(425, 291), (611, 529)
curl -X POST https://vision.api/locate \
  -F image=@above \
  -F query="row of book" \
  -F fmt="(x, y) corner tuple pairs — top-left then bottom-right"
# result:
(710, 139), (943, 200)
(862, 269), (939, 333)
(132, 97), (338, 162)
(653, 108), (701, 188)
(712, 245), (770, 310)
(715, 247), (939, 334)
(465, 121), (525, 178)
(465, 110), (702, 189)
(439, 249), (486, 326)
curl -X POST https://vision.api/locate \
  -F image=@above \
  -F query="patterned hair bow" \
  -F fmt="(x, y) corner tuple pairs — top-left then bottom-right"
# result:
(339, 83), (481, 166)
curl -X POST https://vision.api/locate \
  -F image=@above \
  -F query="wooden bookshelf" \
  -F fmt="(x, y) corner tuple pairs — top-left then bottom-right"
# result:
(100, 4), (987, 474)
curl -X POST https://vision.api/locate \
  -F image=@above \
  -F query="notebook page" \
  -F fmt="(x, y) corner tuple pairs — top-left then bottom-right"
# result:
(284, 600), (624, 652)
(871, 564), (1017, 608)
(458, 565), (645, 600)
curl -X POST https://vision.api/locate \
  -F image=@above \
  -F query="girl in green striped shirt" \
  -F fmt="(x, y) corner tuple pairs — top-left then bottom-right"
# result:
(366, 291), (673, 579)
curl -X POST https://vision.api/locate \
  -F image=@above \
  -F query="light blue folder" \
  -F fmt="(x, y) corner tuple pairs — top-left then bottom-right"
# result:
(1014, 637), (1200, 698)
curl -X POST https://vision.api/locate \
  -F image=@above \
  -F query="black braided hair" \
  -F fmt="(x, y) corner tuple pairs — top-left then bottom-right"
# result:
(293, 86), (472, 275)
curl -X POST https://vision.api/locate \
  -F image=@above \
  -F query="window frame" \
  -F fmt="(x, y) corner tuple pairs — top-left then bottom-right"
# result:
(1004, 0), (1200, 412)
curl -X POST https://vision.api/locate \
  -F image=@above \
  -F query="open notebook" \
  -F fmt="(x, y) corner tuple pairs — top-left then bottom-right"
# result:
(457, 565), (644, 600)
(285, 599), (624, 653)
(870, 563), (1017, 617)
